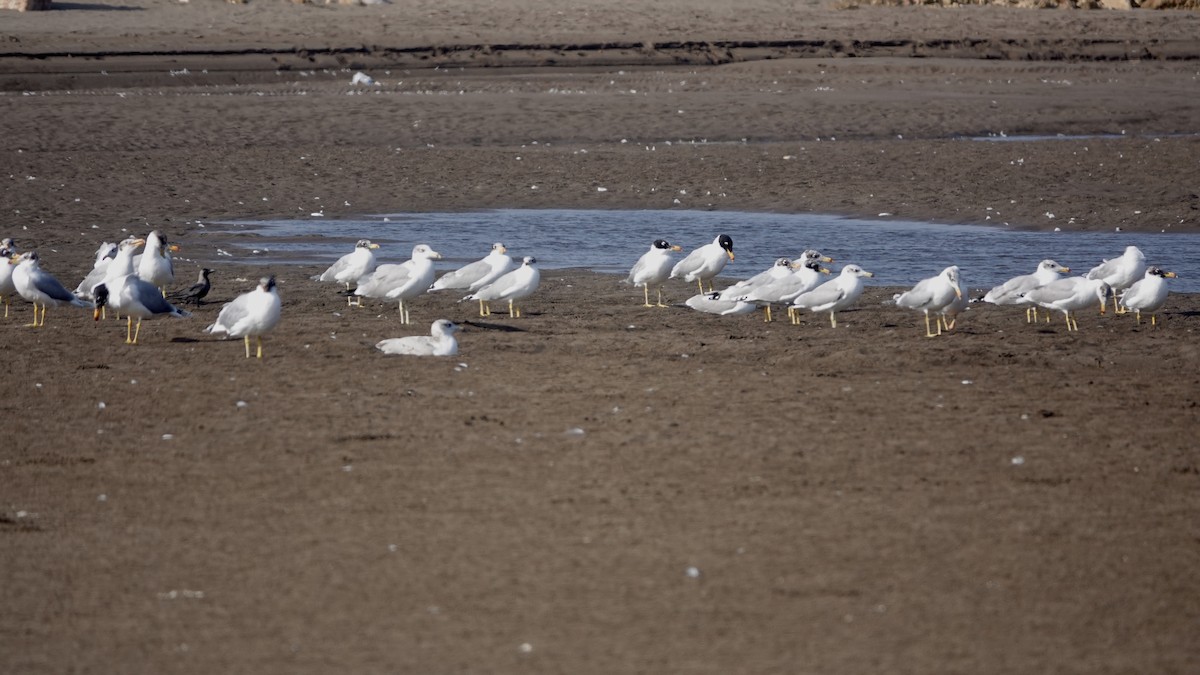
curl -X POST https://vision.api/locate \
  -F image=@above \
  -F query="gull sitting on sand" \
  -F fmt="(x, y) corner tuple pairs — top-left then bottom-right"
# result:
(1119, 266), (1177, 326)
(791, 264), (875, 328)
(671, 234), (734, 293)
(376, 319), (461, 356)
(205, 276), (282, 358)
(464, 256), (540, 318)
(893, 265), (963, 337)
(625, 239), (682, 307)
(313, 239), (380, 306)
(430, 242), (515, 294)
(982, 259), (1070, 323)
(684, 291), (757, 316)
(11, 251), (92, 328)
(354, 244), (443, 324)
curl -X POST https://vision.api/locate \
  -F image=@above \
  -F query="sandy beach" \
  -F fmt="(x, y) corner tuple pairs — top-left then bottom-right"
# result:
(2, 1), (1199, 672)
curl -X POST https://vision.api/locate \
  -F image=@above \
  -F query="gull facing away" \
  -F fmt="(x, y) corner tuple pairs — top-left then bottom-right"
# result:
(1119, 266), (1177, 326)
(463, 256), (540, 318)
(684, 291), (757, 316)
(354, 244), (442, 324)
(1019, 276), (1112, 332)
(91, 272), (191, 344)
(205, 276), (282, 358)
(791, 264), (875, 328)
(430, 242), (515, 293)
(167, 268), (214, 306)
(1085, 245), (1146, 314)
(894, 266), (963, 337)
(376, 319), (461, 356)
(10, 251), (91, 328)
(0, 238), (18, 318)
(313, 239), (379, 305)
(670, 234), (734, 293)
(136, 230), (179, 297)
(73, 241), (118, 301)
(982, 259), (1070, 323)
(625, 239), (682, 307)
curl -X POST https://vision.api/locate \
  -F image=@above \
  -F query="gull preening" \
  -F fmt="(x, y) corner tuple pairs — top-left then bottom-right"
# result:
(791, 264), (875, 328)
(313, 239), (380, 305)
(1020, 276), (1112, 332)
(10, 251), (91, 328)
(982, 259), (1070, 322)
(894, 265), (963, 337)
(430, 242), (515, 293)
(1119, 266), (1177, 326)
(205, 276), (282, 358)
(463, 255), (540, 318)
(1086, 245), (1146, 314)
(671, 234), (734, 293)
(625, 239), (682, 307)
(376, 319), (461, 356)
(354, 244), (442, 324)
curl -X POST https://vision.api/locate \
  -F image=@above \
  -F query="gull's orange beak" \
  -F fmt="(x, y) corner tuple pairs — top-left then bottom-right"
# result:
(819, 267), (832, 275)
(1165, 271), (1178, 278)
(820, 256), (834, 263)
(726, 251), (735, 261)
(671, 246), (682, 252)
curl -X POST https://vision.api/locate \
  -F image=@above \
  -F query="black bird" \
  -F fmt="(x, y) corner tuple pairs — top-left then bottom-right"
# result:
(168, 268), (214, 306)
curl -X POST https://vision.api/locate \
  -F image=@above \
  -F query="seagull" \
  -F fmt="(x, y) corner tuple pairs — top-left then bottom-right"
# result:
(894, 266), (963, 337)
(376, 319), (461, 356)
(1119, 266), (1177, 326)
(92, 241), (191, 345)
(625, 239), (682, 307)
(939, 268), (970, 331)
(1019, 276), (1112, 332)
(791, 264), (875, 328)
(429, 242), (515, 293)
(737, 256), (833, 322)
(982, 259), (1071, 323)
(313, 239), (379, 306)
(354, 244), (442, 324)
(670, 234), (734, 293)
(10, 251), (91, 328)
(717, 257), (793, 301)
(205, 276), (282, 358)
(683, 291), (757, 316)
(0, 239), (18, 318)
(74, 241), (118, 301)
(463, 256), (540, 318)
(136, 230), (179, 297)
(1086, 245), (1146, 314)
(167, 268), (214, 306)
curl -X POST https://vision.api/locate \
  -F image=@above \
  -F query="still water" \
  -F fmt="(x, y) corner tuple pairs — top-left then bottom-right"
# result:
(214, 210), (1198, 292)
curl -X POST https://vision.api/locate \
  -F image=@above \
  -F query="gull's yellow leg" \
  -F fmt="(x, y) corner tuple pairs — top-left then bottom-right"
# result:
(256, 336), (264, 359)
(696, 279), (704, 294)
(244, 335), (251, 358)
(642, 285), (651, 307)
(124, 316), (133, 343)
(656, 287), (668, 308)
(1134, 310), (1142, 325)
(25, 302), (40, 328)
(132, 318), (144, 344)
(923, 313), (935, 338)
(764, 305), (772, 323)
(1151, 313), (1158, 327)
(830, 312), (838, 329)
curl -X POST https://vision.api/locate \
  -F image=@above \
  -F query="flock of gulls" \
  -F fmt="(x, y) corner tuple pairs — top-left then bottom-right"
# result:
(0, 231), (1180, 359)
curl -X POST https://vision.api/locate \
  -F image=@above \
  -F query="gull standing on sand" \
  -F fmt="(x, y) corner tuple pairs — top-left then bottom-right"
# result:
(430, 242), (515, 293)
(354, 244), (443, 324)
(91, 237), (191, 343)
(464, 256), (540, 318)
(939, 268), (970, 331)
(625, 239), (682, 307)
(1019, 276), (1112, 332)
(205, 276), (282, 358)
(790, 264), (875, 328)
(10, 251), (91, 328)
(982, 259), (1070, 323)
(0, 238), (18, 318)
(313, 239), (380, 305)
(671, 234), (734, 293)
(736, 251), (834, 322)
(376, 319), (461, 356)
(74, 241), (118, 301)
(1119, 266), (1177, 326)
(168, 268), (214, 306)
(136, 230), (178, 297)
(893, 266), (963, 337)
(1085, 245), (1146, 314)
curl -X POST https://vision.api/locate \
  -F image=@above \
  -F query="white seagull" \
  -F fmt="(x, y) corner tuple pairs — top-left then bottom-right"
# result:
(313, 239), (380, 305)
(205, 276), (283, 358)
(10, 251), (91, 328)
(939, 268), (970, 332)
(430, 242), (515, 293)
(671, 234), (734, 293)
(738, 254), (834, 322)
(625, 239), (682, 307)
(982, 259), (1071, 322)
(894, 266), (963, 337)
(1119, 266), (1177, 326)
(684, 291), (757, 316)
(1085, 245), (1146, 314)
(354, 244), (443, 324)
(91, 262), (191, 345)
(718, 257), (794, 301)
(0, 238), (18, 318)
(791, 264), (875, 328)
(74, 241), (118, 301)
(376, 319), (461, 356)
(1020, 276), (1112, 332)
(136, 230), (179, 296)
(463, 256), (540, 318)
